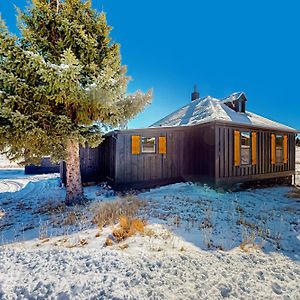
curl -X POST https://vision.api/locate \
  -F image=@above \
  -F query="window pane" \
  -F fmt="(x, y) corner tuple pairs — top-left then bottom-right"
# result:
(141, 137), (156, 153)
(241, 132), (250, 146)
(241, 146), (251, 165)
(275, 135), (283, 163)
(241, 132), (251, 164)
(276, 135), (283, 147)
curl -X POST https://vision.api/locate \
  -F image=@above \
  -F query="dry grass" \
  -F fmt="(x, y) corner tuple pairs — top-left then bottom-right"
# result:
(287, 187), (300, 199)
(36, 201), (67, 215)
(92, 196), (146, 229)
(240, 240), (260, 252)
(119, 243), (129, 250)
(112, 216), (146, 242)
(236, 219), (257, 230)
(41, 238), (50, 243)
(105, 237), (113, 247)
(65, 238), (89, 248)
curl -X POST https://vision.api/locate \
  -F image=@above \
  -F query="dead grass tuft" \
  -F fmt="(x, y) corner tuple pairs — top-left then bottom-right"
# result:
(66, 238), (88, 248)
(287, 188), (300, 199)
(236, 219), (257, 230)
(36, 201), (67, 215)
(112, 216), (146, 242)
(105, 237), (113, 247)
(144, 228), (155, 237)
(41, 238), (50, 243)
(240, 240), (260, 252)
(63, 211), (78, 225)
(119, 243), (129, 250)
(92, 196), (146, 229)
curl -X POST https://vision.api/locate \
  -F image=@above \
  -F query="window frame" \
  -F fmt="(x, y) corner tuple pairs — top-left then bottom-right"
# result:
(240, 131), (251, 165)
(275, 134), (284, 164)
(141, 136), (156, 154)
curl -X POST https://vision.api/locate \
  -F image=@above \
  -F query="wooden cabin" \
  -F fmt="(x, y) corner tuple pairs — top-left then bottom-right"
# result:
(25, 157), (60, 175)
(62, 89), (297, 190)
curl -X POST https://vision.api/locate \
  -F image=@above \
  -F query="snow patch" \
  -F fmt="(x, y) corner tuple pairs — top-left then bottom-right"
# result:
(151, 95), (296, 132)
(0, 150), (299, 298)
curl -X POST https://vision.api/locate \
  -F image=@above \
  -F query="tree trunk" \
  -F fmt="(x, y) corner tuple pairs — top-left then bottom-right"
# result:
(65, 139), (84, 206)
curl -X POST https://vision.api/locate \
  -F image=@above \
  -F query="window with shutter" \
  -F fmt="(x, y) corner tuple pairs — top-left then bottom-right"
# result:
(141, 137), (156, 153)
(241, 131), (251, 165)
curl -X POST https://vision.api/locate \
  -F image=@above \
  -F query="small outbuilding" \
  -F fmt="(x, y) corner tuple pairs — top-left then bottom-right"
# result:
(62, 88), (297, 190)
(25, 157), (60, 175)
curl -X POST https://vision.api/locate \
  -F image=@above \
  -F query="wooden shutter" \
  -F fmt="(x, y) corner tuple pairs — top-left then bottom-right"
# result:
(271, 134), (276, 164)
(159, 136), (167, 154)
(283, 134), (288, 164)
(131, 136), (140, 154)
(251, 132), (257, 165)
(234, 130), (240, 167)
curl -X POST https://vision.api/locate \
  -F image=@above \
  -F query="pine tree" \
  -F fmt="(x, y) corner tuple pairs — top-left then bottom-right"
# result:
(0, 0), (152, 205)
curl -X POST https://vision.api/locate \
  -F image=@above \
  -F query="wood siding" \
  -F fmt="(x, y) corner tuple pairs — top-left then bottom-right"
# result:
(63, 121), (296, 190)
(215, 124), (295, 186)
(99, 135), (116, 183)
(79, 146), (101, 183)
(110, 124), (215, 189)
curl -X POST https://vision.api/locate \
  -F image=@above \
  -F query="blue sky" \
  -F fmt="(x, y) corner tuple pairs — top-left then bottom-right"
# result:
(1, 0), (299, 130)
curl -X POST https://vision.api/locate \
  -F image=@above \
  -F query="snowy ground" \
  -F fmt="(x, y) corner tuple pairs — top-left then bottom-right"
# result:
(0, 152), (300, 299)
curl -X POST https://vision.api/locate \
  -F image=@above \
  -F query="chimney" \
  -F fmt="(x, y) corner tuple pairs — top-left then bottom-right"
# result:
(191, 84), (200, 101)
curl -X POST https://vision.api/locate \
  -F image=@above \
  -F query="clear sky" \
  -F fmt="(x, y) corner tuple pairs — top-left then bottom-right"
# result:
(1, 0), (299, 130)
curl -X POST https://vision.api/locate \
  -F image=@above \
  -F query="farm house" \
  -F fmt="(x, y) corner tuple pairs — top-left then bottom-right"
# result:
(62, 89), (297, 190)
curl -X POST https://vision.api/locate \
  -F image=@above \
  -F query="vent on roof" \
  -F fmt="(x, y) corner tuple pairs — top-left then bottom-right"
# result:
(191, 84), (200, 101)
(224, 92), (247, 113)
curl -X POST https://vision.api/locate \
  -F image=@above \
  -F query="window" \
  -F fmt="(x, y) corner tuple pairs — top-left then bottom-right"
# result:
(141, 137), (156, 153)
(241, 131), (251, 165)
(275, 135), (283, 163)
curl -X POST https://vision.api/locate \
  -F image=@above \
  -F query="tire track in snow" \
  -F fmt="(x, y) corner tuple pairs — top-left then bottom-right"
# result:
(0, 180), (24, 193)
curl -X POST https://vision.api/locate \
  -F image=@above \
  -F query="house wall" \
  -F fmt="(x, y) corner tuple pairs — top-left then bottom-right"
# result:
(79, 146), (101, 183)
(215, 123), (295, 186)
(110, 124), (215, 190)
(98, 135), (116, 184)
(61, 122), (296, 190)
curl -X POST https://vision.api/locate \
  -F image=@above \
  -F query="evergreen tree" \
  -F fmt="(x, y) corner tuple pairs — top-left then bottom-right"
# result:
(0, 0), (152, 205)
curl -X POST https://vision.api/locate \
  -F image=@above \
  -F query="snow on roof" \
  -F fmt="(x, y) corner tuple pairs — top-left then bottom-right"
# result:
(221, 91), (246, 103)
(150, 94), (296, 132)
